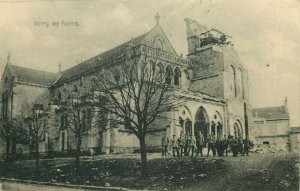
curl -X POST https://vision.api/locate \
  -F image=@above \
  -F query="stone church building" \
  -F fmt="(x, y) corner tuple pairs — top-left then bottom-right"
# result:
(0, 18), (252, 156)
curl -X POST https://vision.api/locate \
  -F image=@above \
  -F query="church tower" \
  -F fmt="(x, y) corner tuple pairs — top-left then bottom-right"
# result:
(185, 18), (252, 138)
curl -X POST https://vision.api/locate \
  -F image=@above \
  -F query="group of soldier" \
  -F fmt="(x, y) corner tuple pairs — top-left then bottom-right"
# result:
(161, 131), (253, 158)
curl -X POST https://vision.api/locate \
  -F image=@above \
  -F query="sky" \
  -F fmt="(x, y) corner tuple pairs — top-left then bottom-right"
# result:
(0, 0), (299, 126)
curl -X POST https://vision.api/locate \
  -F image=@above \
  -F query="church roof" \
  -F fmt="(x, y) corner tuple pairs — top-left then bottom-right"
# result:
(252, 106), (289, 120)
(8, 64), (59, 86)
(55, 33), (147, 84)
(55, 24), (177, 84)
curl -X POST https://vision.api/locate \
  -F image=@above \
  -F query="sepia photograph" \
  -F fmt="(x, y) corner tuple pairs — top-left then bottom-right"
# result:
(0, 0), (299, 190)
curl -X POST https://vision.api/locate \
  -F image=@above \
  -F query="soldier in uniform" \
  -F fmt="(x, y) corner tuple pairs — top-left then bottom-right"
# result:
(230, 136), (238, 157)
(196, 131), (205, 157)
(207, 134), (216, 157)
(237, 134), (244, 155)
(178, 133), (185, 157)
(222, 135), (229, 157)
(171, 135), (179, 157)
(186, 132), (192, 156)
(243, 135), (251, 156)
(216, 135), (223, 156)
(161, 133), (169, 157)
(190, 136), (197, 158)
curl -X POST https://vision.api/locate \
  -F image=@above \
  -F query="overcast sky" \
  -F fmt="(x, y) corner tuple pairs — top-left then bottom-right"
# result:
(0, 0), (299, 126)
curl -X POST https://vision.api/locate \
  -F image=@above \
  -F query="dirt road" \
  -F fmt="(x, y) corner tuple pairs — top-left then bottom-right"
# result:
(183, 152), (299, 191)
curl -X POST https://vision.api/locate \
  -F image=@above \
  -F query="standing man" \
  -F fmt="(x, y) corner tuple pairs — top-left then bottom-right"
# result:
(196, 131), (205, 157)
(216, 135), (223, 156)
(230, 136), (238, 157)
(178, 133), (185, 157)
(237, 134), (243, 156)
(171, 135), (179, 157)
(185, 132), (192, 156)
(207, 134), (216, 157)
(190, 136), (197, 158)
(161, 133), (169, 157)
(222, 135), (229, 157)
(243, 135), (251, 156)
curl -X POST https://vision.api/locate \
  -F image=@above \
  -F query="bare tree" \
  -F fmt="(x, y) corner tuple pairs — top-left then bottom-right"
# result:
(28, 104), (47, 175)
(0, 117), (24, 161)
(93, 54), (181, 176)
(56, 81), (95, 182)
(0, 99), (33, 162)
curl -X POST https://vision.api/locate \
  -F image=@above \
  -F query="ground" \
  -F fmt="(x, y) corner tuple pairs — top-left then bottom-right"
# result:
(0, 152), (299, 191)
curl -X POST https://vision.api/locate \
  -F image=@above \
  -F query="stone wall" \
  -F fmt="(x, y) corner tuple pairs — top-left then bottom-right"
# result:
(255, 135), (289, 151)
(188, 46), (225, 98)
(12, 83), (48, 117)
(289, 132), (300, 153)
(191, 75), (224, 98)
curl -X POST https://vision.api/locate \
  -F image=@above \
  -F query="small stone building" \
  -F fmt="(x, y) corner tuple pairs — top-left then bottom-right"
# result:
(252, 98), (290, 151)
(289, 127), (300, 153)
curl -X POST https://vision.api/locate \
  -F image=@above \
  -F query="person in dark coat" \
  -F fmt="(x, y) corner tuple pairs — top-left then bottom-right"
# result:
(178, 132), (185, 157)
(196, 131), (205, 157)
(161, 133), (169, 157)
(222, 135), (229, 157)
(184, 132), (191, 156)
(207, 134), (216, 157)
(230, 136), (238, 157)
(216, 135), (223, 156)
(171, 135), (179, 157)
(190, 136), (197, 158)
(237, 134), (244, 155)
(243, 135), (251, 156)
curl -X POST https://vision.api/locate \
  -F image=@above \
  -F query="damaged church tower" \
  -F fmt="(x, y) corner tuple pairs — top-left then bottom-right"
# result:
(185, 18), (253, 138)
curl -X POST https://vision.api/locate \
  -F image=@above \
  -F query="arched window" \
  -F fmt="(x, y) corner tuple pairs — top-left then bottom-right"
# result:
(185, 118), (192, 135)
(230, 65), (237, 97)
(211, 121), (216, 136)
(237, 68), (244, 98)
(150, 61), (156, 73)
(234, 120), (243, 138)
(181, 70), (190, 90)
(174, 67), (181, 87)
(156, 63), (164, 82)
(154, 38), (163, 50)
(157, 63), (163, 73)
(165, 66), (173, 85)
(60, 113), (67, 130)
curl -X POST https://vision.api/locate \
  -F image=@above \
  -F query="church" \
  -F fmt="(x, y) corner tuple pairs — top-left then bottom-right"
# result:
(0, 17), (252, 156)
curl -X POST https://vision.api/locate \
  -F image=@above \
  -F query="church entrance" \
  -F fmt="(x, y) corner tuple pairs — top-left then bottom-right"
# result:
(185, 118), (192, 135)
(194, 107), (209, 141)
(234, 120), (243, 138)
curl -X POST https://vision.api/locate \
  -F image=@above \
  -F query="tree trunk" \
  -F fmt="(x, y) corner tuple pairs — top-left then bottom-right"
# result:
(139, 136), (148, 176)
(75, 134), (82, 183)
(6, 137), (10, 156)
(5, 137), (11, 163)
(35, 136), (39, 177)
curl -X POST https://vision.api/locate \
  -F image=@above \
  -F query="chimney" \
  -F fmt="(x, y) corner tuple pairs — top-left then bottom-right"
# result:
(284, 97), (289, 114)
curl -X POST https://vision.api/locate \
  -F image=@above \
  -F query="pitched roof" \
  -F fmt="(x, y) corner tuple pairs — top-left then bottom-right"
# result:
(55, 24), (178, 84)
(56, 31), (149, 84)
(252, 106), (289, 120)
(8, 64), (59, 86)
